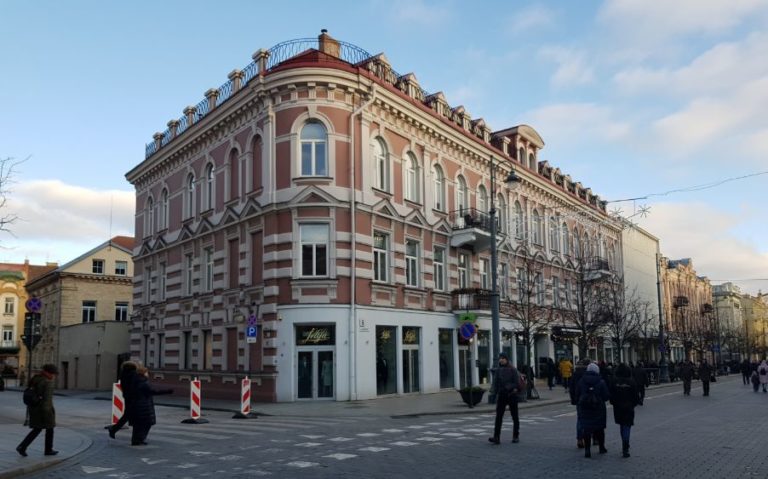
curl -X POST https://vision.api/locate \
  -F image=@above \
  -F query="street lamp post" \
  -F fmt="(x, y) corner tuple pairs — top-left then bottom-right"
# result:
(655, 254), (669, 382)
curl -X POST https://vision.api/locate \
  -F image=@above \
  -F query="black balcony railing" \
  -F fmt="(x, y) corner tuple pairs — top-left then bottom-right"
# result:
(674, 296), (690, 308)
(451, 288), (515, 315)
(587, 258), (610, 271)
(449, 208), (494, 232)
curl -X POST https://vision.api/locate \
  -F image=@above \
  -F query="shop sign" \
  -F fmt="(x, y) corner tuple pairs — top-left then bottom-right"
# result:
(457, 312), (477, 323)
(296, 326), (335, 346)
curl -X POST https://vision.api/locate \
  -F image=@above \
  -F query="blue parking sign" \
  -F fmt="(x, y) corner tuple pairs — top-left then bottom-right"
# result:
(246, 325), (258, 343)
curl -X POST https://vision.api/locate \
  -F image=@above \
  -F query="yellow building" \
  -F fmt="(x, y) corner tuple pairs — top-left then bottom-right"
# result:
(25, 237), (134, 389)
(741, 293), (768, 360)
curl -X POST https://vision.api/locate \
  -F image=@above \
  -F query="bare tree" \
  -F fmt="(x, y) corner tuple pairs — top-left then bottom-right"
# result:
(601, 277), (650, 363)
(0, 157), (21, 235)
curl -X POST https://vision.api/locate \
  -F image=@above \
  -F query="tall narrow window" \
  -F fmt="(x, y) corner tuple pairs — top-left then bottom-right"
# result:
(4, 298), (14, 314)
(82, 301), (96, 323)
(535, 273), (544, 305)
(456, 176), (468, 212)
(458, 253), (469, 288)
(300, 122), (327, 176)
(477, 185), (488, 213)
(186, 174), (196, 218)
(433, 246), (445, 291)
(300, 224), (329, 277)
(372, 138), (389, 191)
(573, 228), (580, 257)
(144, 266), (152, 303)
(498, 195), (507, 233)
(515, 202), (524, 239)
(405, 240), (419, 287)
(159, 263), (167, 301)
(115, 302), (129, 321)
(480, 258), (489, 289)
(500, 263), (509, 299)
(185, 254), (194, 295)
(145, 198), (154, 236)
(564, 278), (572, 305)
(550, 216), (560, 251)
(517, 268), (527, 301)
(160, 189), (169, 229)
(518, 147), (525, 163)
(552, 276), (560, 307)
(229, 149), (239, 201)
(205, 164), (215, 211)
(529, 152), (536, 170)
(373, 232), (388, 282)
(404, 153), (420, 203)
(562, 222), (570, 254)
(204, 247), (214, 291)
(532, 209), (542, 245)
(433, 165), (445, 211)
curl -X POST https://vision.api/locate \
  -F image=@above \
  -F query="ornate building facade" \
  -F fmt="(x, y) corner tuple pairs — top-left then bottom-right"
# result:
(127, 31), (622, 401)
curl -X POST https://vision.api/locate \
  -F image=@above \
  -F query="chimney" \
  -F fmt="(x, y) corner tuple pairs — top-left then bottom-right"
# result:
(318, 29), (340, 58)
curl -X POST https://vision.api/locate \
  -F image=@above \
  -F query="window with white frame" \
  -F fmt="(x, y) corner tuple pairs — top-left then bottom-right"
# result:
(92, 259), (104, 274)
(160, 189), (169, 230)
(456, 175), (468, 212)
(458, 253), (469, 288)
(205, 164), (215, 211)
(2, 326), (13, 344)
(373, 232), (389, 282)
(186, 174), (196, 218)
(517, 268), (527, 300)
(300, 122), (328, 176)
(204, 247), (214, 291)
(185, 253), (194, 295)
(550, 216), (560, 251)
(573, 229), (580, 257)
(159, 262), (167, 301)
(404, 153), (421, 203)
(300, 224), (329, 277)
(145, 198), (154, 236)
(498, 195), (507, 233)
(433, 165), (445, 211)
(532, 209), (543, 245)
(433, 246), (445, 291)
(564, 278), (572, 306)
(372, 137), (389, 191)
(115, 302), (129, 322)
(500, 263), (509, 299)
(480, 258), (489, 289)
(405, 240), (419, 287)
(82, 301), (96, 323)
(535, 273), (544, 305)
(552, 276), (560, 307)
(115, 260), (127, 276)
(562, 222), (570, 254)
(4, 297), (14, 315)
(477, 185), (488, 213)
(515, 201), (524, 239)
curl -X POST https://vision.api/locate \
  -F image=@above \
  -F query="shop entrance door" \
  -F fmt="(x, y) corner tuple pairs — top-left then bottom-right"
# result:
(296, 348), (334, 400)
(458, 345), (471, 389)
(402, 348), (420, 393)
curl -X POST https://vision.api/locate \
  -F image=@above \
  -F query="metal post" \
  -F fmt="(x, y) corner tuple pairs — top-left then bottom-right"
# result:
(656, 253), (669, 382)
(489, 155), (500, 403)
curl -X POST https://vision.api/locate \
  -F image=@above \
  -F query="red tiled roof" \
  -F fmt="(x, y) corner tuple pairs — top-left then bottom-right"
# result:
(27, 264), (58, 283)
(111, 236), (135, 251)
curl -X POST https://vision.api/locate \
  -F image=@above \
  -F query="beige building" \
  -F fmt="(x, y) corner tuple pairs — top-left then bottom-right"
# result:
(25, 236), (135, 389)
(712, 282), (744, 361)
(741, 293), (768, 360)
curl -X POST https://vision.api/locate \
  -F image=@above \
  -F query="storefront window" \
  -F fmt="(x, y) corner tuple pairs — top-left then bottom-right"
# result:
(402, 327), (420, 393)
(376, 326), (397, 395)
(439, 328), (454, 389)
(477, 330), (490, 385)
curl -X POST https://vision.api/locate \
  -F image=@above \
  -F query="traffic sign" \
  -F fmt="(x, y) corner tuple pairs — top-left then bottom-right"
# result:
(246, 325), (258, 344)
(458, 312), (477, 323)
(25, 297), (42, 313)
(247, 314), (258, 326)
(459, 321), (476, 340)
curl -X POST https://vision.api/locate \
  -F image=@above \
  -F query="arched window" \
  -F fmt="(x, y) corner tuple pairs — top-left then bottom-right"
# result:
(498, 194), (507, 233)
(145, 198), (154, 237)
(532, 209), (542, 244)
(583, 232), (590, 257)
(573, 228), (580, 257)
(550, 216), (560, 251)
(229, 149), (239, 201)
(186, 174), (196, 218)
(562, 222), (570, 254)
(372, 137), (389, 191)
(515, 201), (524, 239)
(456, 175), (468, 212)
(205, 164), (215, 211)
(477, 185), (488, 213)
(404, 153), (420, 202)
(529, 152), (536, 170)
(300, 122), (327, 176)
(518, 147), (525, 164)
(159, 189), (169, 230)
(433, 164), (445, 211)
(251, 135), (263, 192)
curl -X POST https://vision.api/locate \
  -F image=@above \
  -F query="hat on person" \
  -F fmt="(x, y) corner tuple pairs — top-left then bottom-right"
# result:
(587, 363), (600, 374)
(499, 352), (509, 360)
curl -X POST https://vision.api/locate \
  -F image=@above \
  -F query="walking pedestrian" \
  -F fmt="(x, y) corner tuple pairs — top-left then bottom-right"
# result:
(680, 359), (694, 396)
(569, 358), (591, 448)
(741, 359), (750, 385)
(632, 361), (649, 406)
(758, 360), (768, 393)
(560, 358), (573, 392)
(546, 358), (556, 390)
(16, 364), (59, 457)
(488, 353), (522, 445)
(609, 364), (640, 458)
(699, 359), (712, 397)
(751, 369), (760, 392)
(130, 367), (173, 446)
(576, 362), (610, 458)
(108, 361), (138, 439)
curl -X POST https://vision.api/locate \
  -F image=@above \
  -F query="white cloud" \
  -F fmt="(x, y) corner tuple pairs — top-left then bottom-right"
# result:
(539, 46), (594, 88)
(388, 0), (453, 27)
(1, 180), (134, 263)
(507, 5), (556, 33)
(524, 102), (630, 142)
(637, 202), (768, 295)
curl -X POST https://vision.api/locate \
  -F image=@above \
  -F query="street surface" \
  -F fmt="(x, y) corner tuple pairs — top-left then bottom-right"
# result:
(1, 376), (765, 478)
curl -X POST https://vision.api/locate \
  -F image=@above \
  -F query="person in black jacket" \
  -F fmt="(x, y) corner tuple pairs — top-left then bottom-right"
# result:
(569, 358), (591, 449)
(575, 362), (610, 458)
(546, 358), (556, 390)
(488, 353), (522, 444)
(741, 359), (751, 385)
(632, 361), (649, 406)
(610, 364), (640, 458)
(130, 367), (173, 446)
(108, 361), (138, 439)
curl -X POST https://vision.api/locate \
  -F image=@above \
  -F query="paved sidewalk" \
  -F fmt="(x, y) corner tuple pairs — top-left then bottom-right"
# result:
(0, 425), (91, 479)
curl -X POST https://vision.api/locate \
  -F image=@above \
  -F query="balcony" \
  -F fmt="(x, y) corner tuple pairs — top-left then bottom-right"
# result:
(451, 288), (514, 316)
(674, 296), (690, 308)
(0, 340), (19, 355)
(584, 257), (612, 282)
(449, 208), (495, 252)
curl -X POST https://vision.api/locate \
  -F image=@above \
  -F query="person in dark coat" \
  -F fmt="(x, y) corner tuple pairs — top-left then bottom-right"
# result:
(130, 367), (173, 446)
(699, 359), (712, 397)
(632, 362), (649, 406)
(569, 358), (591, 448)
(488, 353), (522, 444)
(546, 358), (556, 390)
(108, 361), (138, 439)
(16, 364), (59, 456)
(741, 359), (751, 385)
(679, 359), (694, 396)
(609, 364), (640, 458)
(575, 362), (610, 458)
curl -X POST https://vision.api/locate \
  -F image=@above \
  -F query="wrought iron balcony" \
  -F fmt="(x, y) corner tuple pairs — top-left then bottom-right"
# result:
(449, 208), (494, 251)
(674, 296), (690, 308)
(451, 288), (514, 315)
(702, 303), (714, 314)
(583, 257), (612, 282)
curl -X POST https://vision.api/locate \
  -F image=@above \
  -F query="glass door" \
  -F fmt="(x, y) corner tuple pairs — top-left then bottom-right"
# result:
(297, 351), (313, 399)
(317, 350), (334, 398)
(297, 349), (335, 400)
(403, 349), (420, 393)
(458, 346), (471, 389)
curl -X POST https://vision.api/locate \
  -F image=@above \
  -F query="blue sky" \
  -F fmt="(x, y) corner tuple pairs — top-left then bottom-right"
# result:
(1, 0), (767, 293)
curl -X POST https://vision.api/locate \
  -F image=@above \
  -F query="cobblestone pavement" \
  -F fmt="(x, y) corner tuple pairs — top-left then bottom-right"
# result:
(10, 376), (768, 478)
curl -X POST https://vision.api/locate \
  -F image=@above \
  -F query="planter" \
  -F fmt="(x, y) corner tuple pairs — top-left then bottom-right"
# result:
(459, 388), (485, 407)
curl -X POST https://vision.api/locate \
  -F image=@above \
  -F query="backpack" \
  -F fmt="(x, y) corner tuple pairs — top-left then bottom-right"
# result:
(579, 385), (602, 410)
(23, 387), (42, 407)
(760, 368), (766, 376)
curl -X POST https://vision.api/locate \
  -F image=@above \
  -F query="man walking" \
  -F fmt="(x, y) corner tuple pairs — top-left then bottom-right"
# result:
(488, 353), (522, 445)
(741, 359), (750, 385)
(16, 364), (59, 457)
(699, 359), (712, 397)
(108, 361), (138, 439)
(680, 359), (694, 396)
(632, 361), (649, 406)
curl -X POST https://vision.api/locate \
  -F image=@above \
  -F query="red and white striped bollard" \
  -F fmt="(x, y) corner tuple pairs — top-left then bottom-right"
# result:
(181, 377), (209, 424)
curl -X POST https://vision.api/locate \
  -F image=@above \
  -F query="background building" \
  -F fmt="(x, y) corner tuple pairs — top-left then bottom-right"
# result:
(712, 282), (744, 361)
(741, 293), (768, 360)
(127, 32), (622, 402)
(25, 236), (134, 389)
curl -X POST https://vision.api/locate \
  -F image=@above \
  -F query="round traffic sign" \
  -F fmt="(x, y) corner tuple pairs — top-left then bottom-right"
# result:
(247, 326), (257, 336)
(459, 321), (476, 340)
(25, 297), (42, 313)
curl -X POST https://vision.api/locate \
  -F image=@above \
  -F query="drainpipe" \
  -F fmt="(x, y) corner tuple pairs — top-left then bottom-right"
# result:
(349, 84), (376, 401)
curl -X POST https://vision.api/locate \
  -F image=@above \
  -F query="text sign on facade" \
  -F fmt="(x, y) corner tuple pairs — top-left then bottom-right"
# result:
(295, 325), (335, 346)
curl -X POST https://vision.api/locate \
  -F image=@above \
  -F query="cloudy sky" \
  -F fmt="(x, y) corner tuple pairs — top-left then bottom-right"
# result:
(1, 0), (767, 293)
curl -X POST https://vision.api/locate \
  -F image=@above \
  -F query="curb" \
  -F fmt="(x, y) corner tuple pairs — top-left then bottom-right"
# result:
(0, 429), (92, 479)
